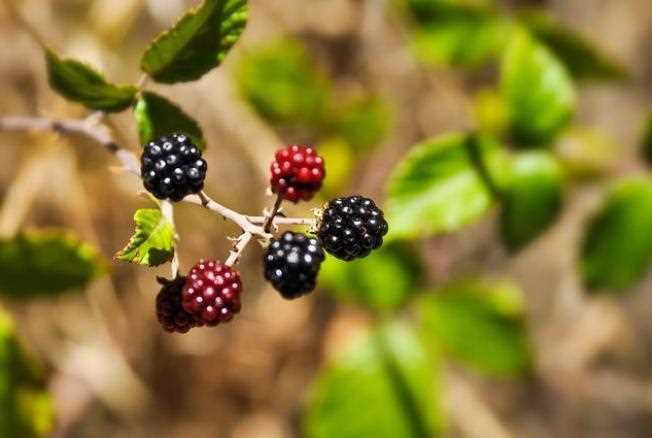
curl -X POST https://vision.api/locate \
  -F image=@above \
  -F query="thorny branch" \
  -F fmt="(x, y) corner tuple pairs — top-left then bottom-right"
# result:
(0, 114), (316, 265)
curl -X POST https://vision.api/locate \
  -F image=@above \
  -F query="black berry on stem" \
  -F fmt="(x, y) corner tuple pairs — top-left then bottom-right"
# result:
(141, 133), (207, 202)
(263, 231), (325, 299)
(317, 195), (389, 261)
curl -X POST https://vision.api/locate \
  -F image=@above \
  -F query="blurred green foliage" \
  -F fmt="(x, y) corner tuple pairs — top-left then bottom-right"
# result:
(386, 133), (507, 240)
(0, 310), (54, 437)
(500, 29), (576, 147)
(581, 178), (652, 291)
(305, 322), (443, 438)
(418, 278), (531, 376)
(320, 243), (423, 312)
(500, 151), (564, 251)
(237, 40), (331, 131)
(236, 39), (390, 153)
(0, 230), (104, 298)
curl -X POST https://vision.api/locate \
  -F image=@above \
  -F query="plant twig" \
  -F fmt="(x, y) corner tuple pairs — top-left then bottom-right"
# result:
(0, 115), (315, 242)
(225, 232), (253, 267)
(263, 194), (283, 233)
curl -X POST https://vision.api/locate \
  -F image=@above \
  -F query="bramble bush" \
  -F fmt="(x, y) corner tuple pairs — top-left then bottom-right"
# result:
(0, 0), (650, 436)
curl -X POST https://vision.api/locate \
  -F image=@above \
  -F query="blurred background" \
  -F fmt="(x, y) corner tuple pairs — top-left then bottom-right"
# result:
(2, 0), (652, 437)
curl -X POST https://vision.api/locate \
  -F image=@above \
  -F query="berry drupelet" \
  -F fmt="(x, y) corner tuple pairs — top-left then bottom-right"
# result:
(317, 195), (389, 261)
(156, 276), (201, 333)
(181, 260), (242, 326)
(141, 133), (207, 202)
(270, 145), (325, 202)
(263, 231), (325, 299)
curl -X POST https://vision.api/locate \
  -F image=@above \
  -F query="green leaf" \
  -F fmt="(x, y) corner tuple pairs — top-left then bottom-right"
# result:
(408, 3), (510, 69)
(141, 0), (248, 83)
(0, 230), (104, 298)
(237, 40), (330, 130)
(332, 96), (390, 151)
(0, 310), (54, 438)
(134, 92), (206, 150)
(418, 278), (531, 376)
(116, 209), (175, 267)
(522, 12), (628, 82)
(320, 243), (422, 312)
(580, 178), (652, 291)
(501, 29), (576, 147)
(500, 151), (564, 251)
(45, 50), (137, 112)
(386, 133), (507, 240)
(304, 322), (443, 438)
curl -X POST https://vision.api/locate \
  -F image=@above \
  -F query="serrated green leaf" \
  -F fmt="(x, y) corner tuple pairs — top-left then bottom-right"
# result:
(409, 4), (510, 68)
(386, 133), (508, 240)
(500, 151), (564, 251)
(580, 178), (652, 292)
(501, 29), (576, 147)
(134, 92), (206, 150)
(304, 322), (443, 438)
(45, 49), (137, 112)
(0, 309), (54, 438)
(418, 278), (531, 376)
(237, 40), (330, 130)
(141, 0), (248, 83)
(522, 12), (628, 82)
(320, 243), (422, 312)
(116, 209), (175, 267)
(0, 230), (104, 298)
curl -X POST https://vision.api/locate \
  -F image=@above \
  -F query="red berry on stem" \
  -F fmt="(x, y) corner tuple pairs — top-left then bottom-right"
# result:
(181, 260), (243, 326)
(270, 145), (325, 202)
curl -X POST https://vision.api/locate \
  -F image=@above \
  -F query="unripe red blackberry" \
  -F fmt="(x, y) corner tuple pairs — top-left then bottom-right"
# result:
(263, 231), (325, 299)
(155, 276), (201, 333)
(181, 260), (242, 326)
(270, 145), (325, 202)
(317, 195), (388, 261)
(141, 133), (207, 202)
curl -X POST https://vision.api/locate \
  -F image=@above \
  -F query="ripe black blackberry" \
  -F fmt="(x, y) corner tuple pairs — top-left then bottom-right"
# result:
(181, 260), (242, 326)
(263, 231), (325, 299)
(155, 276), (201, 333)
(141, 133), (207, 202)
(317, 196), (388, 261)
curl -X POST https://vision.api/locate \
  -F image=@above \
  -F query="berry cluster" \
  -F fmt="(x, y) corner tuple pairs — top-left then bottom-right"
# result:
(141, 136), (388, 334)
(141, 133), (207, 201)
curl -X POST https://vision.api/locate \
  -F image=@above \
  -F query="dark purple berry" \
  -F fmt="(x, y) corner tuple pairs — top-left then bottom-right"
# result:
(263, 231), (325, 299)
(141, 133), (207, 202)
(317, 195), (388, 261)
(156, 276), (201, 333)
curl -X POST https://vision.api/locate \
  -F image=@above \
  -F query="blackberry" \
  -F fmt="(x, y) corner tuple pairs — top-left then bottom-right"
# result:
(155, 276), (201, 333)
(141, 133), (207, 202)
(317, 196), (388, 261)
(181, 260), (242, 326)
(270, 145), (325, 202)
(263, 231), (325, 299)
